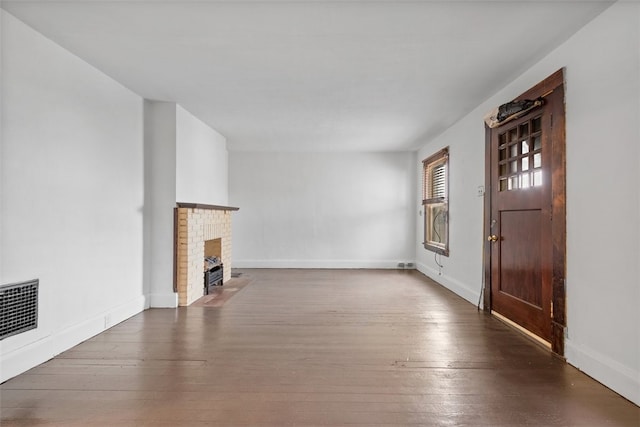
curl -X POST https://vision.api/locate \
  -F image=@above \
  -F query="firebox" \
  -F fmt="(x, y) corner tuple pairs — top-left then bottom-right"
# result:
(204, 258), (223, 294)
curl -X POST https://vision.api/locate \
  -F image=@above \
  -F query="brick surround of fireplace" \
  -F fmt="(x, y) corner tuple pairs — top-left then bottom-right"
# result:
(175, 203), (238, 306)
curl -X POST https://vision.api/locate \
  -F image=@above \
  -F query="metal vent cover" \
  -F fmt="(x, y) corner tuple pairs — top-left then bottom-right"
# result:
(0, 280), (39, 340)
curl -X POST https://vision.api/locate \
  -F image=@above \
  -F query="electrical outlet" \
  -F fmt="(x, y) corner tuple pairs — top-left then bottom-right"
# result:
(397, 262), (405, 268)
(477, 185), (485, 197)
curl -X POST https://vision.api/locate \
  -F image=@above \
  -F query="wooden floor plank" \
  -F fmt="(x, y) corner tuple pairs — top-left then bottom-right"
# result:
(1, 269), (638, 426)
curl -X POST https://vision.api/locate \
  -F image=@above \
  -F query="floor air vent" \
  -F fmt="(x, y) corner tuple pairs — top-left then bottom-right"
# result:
(0, 280), (39, 340)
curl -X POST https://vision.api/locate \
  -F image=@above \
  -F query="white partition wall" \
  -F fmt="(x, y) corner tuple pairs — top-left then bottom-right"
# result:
(176, 105), (229, 206)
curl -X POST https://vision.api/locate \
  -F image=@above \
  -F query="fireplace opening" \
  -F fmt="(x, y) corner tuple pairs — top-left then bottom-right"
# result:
(204, 238), (223, 294)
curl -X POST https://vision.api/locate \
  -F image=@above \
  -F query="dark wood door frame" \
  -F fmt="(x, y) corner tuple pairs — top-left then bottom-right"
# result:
(483, 69), (567, 356)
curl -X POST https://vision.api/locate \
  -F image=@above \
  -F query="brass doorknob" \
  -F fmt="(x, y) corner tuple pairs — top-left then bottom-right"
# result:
(487, 235), (499, 242)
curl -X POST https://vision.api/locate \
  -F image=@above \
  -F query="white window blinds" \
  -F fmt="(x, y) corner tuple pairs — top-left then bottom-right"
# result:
(423, 148), (448, 201)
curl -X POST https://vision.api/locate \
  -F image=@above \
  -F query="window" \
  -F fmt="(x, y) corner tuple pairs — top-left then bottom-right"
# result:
(422, 147), (449, 256)
(497, 115), (543, 191)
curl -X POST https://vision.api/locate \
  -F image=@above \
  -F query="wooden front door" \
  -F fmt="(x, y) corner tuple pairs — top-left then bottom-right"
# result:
(484, 70), (566, 353)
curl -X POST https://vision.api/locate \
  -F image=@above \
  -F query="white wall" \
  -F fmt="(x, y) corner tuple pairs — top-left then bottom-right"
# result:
(416, 2), (640, 405)
(0, 8), (5, 282)
(416, 133), (486, 305)
(176, 105), (229, 206)
(143, 101), (178, 308)
(0, 11), (146, 381)
(143, 102), (230, 307)
(229, 151), (416, 268)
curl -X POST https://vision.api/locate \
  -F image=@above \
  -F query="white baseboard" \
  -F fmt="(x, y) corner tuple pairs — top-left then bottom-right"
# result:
(416, 262), (481, 306)
(565, 339), (640, 406)
(0, 296), (146, 383)
(148, 292), (178, 308)
(233, 259), (415, 269)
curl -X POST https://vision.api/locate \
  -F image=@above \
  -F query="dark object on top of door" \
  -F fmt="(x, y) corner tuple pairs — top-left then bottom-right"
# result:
(496, 98), (544, 122)
(484, 97), (545, 128)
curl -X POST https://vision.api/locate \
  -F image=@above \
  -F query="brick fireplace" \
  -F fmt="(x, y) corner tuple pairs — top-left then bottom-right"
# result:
(175, 203), (238, 306)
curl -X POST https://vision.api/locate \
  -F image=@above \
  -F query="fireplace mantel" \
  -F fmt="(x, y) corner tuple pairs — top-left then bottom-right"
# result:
(176, 202), (239, 211)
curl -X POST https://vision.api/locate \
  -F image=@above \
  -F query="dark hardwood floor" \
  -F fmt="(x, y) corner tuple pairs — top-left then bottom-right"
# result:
(1, 269), (638, 426)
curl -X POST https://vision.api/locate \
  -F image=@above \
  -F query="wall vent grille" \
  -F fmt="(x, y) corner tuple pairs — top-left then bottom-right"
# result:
(0, 280), (39, 340)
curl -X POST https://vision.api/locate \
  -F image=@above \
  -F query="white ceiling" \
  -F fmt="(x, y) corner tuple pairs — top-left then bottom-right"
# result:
(2, 0), (614, 152)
